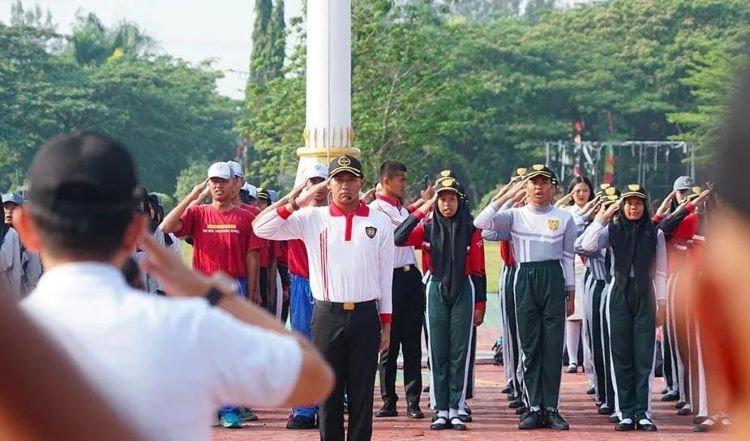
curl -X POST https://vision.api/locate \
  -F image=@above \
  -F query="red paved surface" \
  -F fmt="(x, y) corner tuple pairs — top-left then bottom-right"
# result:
(211, 364), (733, 441)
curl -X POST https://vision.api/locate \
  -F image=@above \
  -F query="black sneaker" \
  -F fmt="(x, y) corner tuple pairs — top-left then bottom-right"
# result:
(661, 390), (679, 401)
(598, 405), (611, 415)
(586, 386), (596, 395)
(638, 418), (658, 432)
(677, 405), (693, 416)
(509, 398), (525, 409)
(457, 413), (472, 423)
(501, 384), (514, 394)
(615, 418), (636, 431)
(286, 415), (316, 430)
(430, 416), (450, 430)
(544, 408), (570, 430)
(515, 405), (529, 415)
(519, 410), (544, 430)
(608, 413), (620, 423)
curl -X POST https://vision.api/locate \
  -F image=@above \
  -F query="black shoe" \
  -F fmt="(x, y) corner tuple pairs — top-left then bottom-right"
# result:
(515, 405), (529, 415)
(694, 416), (709, 425)
(661, 391), (679, 401)
(675, 400), (686, 409)
(586, 386), (596, 395)
(660, 388), (669, 394)
(450, 417), (467, 431)
(615, 419), (636, 431)
(285, 415), (316, 430)
(565, 363), (578, 373)
(423, 385), (430, 393)
(638, 418), (658, 432)
(407, 403), (424, 419)
(544, 408), (570, 430)
(509, 398), (525, 409)
(677, 405), (693, 416)
(430, 416), (450, 430)
(457, 413), (472, 423)
(375, 404), (398, 418)
(507, 392), (519, 401)
(608, 413), (620, 423)
(693, 418), (716, 433)
(464, 404), (472, 415)
(501, 384), (514, 394)
(518, 410), (544, 430)
(598, 405), (611, 415)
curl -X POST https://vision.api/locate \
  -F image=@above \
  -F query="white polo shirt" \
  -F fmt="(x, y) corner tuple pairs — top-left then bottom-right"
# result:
(21, 263), (302, 441)
(253, 201), (394, 322)
(369, 195), (418, 269)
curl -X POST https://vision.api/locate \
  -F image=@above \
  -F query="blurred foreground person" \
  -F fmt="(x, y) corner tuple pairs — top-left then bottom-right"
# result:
(16, 132), (333, 441)
(0, 290), (146, 441)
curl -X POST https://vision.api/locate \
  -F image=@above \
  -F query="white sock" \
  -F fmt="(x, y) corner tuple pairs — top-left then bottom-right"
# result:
(620, 418), (633, 424)
(566, 321), (581, 363)
(449, 408), (459, 419)
(437, 410), (448, 419)
(530, 406), (541, 412)
(638, 418), (652, 426)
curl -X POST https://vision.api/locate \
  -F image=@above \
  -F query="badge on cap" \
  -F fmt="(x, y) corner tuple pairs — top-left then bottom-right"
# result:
(440, 170), (451, 177)
(600, 183), (612, 190)
(532, 164), (545, 171)
(628, 184), (640, 192)
(365, 226), (377, 239)
(605, 187), (617, 196)
(516, 167), (527, 177)
(338, 156), (352, 166)
(442, 178), (456, 187)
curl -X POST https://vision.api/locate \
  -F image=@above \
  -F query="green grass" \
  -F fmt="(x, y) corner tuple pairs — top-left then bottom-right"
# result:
(180, 240), (503, 293)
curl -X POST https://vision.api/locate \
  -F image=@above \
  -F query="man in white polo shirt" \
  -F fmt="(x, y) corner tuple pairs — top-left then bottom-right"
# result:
(16, 131), (333, 441)
(254, 155), (394, 441)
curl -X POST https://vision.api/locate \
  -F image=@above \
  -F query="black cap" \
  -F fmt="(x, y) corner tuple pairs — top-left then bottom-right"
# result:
(435, 176), (463, 195)
(27, 132), (139, 216)
(256, 187), (271, 202)
(328, 155), (363, 179)
(525, 164), (558, 184)
(620, 184), (648, 200)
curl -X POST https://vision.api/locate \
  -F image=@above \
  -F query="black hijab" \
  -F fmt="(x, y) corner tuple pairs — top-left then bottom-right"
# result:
(608, 193), (657, 292)
(429, 186), (475, 302)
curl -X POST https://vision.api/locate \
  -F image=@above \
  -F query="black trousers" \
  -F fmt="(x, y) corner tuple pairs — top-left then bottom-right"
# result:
(259, 267), (274, 315)
(313, 300), (381, 441)
(278, 263), (290, 323)
(378, 266), (425, 407)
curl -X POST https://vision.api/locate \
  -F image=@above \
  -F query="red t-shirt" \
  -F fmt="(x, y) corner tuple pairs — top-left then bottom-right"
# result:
(175, 205), (259, 278)
(287, 239), (309, 278)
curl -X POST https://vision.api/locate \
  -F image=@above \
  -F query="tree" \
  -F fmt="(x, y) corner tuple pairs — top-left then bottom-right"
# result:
(268, 0), (286, 80)
(249, 0), (274, 88)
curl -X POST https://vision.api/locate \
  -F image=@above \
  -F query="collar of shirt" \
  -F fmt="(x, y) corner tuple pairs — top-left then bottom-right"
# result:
(375, 194), (402, 209)
(33, 262), (128, 298)
(329, 201), (370, 241)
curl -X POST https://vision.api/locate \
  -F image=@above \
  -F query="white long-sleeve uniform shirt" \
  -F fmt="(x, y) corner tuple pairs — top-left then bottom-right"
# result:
(369, 195), (417, 268)
(575, 219), (668, 303)
(254, 202), (394, 322)
(475, 203), (576, 291)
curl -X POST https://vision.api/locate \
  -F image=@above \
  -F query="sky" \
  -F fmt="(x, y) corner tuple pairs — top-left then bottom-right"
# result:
(0, 0), (304, 100)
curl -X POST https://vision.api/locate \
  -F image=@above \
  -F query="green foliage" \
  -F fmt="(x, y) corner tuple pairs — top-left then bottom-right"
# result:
(174, 162), (211, 201)
(238, 0), (750, 199)
(0, 6), (239, 193)
(249, 0), (274, 88)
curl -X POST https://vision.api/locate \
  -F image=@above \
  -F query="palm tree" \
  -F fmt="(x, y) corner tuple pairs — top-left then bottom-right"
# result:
(69, 12), (155, 65)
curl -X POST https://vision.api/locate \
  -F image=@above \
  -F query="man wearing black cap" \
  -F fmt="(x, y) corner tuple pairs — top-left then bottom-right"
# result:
(254, 155), (394, 441)
(3, 192), (43, 298)
(475, 164), (575, 430)
(16, 131), (334, 439)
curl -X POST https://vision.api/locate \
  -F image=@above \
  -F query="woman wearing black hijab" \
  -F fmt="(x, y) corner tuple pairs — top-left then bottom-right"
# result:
(577, 184), (667, 432)
(394, 176), (487, 431)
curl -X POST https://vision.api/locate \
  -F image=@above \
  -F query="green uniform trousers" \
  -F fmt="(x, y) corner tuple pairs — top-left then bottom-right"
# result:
(426, 276), (474, 411)
(514, 260), (566, 409)
(588, 276), (608, 405)
(607, 278), (656, 421)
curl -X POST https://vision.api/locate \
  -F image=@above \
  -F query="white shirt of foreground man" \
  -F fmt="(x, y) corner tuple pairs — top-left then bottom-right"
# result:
(23, 264), (302, 441)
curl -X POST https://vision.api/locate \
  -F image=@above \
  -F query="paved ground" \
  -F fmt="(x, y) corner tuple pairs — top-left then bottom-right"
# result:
(212, 294), (732, 440)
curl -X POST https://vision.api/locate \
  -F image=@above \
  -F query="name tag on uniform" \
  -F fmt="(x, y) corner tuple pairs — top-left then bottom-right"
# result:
(344, 302), (355, 310)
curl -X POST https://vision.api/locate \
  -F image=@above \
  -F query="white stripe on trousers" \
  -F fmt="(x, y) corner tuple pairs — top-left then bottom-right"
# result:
(458, 278), (476, 412)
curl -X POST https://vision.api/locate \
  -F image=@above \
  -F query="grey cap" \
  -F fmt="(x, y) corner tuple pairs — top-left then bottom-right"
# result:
(2, 192), (24, 205)
(673, 176), (695, 191)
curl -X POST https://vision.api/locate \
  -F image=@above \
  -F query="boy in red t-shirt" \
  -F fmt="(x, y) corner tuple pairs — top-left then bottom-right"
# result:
(161, 162), (260, 302)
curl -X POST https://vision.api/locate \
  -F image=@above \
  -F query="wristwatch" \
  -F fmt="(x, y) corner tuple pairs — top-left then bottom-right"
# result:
(204, 287), (226, 306)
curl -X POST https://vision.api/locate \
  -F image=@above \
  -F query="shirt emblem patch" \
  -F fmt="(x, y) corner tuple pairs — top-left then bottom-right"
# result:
(365, 226), (377, 239)
(547, 218), (560, 232)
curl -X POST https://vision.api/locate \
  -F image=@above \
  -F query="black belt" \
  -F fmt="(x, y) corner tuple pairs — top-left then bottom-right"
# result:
(314, 299), (377, 311)
(394, 264), (417, 273)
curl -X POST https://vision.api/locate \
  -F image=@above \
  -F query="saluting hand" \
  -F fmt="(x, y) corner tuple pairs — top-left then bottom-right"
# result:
(555, 190), (575, 208)
(295, 179), (329, 208)
(421, 184), (435, 201)
(189, 179), (209, 200)
(137, 233), (212, 296)
(595, 199), (620, 224)
(656, 190), (677, 217)
(361, 187), (377, 204)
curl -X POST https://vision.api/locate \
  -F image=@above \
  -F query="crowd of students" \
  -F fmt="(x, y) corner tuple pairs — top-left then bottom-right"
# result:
(7, 68), (750, 441)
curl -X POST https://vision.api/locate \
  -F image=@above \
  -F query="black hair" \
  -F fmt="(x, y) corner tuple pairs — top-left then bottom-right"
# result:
(378, 160), (407, 182)
(121, 257), (145, 290)
(566, 176), (595, 204)
(715, 60), (750, 219)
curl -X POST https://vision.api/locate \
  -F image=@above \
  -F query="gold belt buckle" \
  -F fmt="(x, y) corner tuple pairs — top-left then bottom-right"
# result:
(343, 302), (355, 311)
(403, 265), (411, 272)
